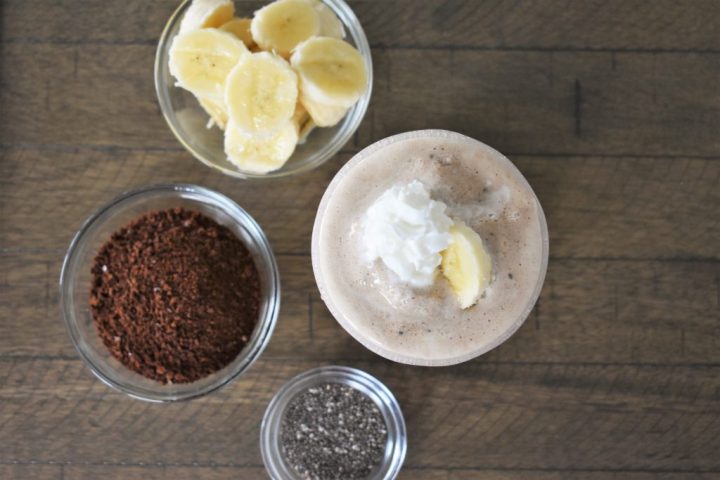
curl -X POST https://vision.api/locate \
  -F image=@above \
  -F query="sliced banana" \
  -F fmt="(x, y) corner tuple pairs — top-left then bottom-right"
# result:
(441, 221), (493, 309)
(180, 0), (235, 33)
(169, 28), (249, 100)
(300, 95), (348, 127)
(305, 0), (345, 38)
(225, 120), (298, 173)
(224, 52), (298, 135)
(291, 36), (367, 107)
(291, 103), (317, 143)
(220, 17), (256, 48)
(198, 96), (228, 130)
(251, 0), (320, 57)
(298, 118), (316, 144)
(291, 102), (309, 128)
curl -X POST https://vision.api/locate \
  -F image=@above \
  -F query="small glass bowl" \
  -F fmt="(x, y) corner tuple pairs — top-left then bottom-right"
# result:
(154, 0), (373, 179)
(261, 366), (407, 480)
(59, 184), (280, 402)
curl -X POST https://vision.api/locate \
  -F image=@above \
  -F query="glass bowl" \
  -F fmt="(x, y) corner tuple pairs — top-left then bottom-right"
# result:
(59, 184), (280, 402)
(261, 365), (407, 480)
(154, 0), (373, 179)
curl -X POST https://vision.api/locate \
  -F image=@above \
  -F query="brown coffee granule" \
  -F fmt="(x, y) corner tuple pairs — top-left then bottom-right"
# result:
(89, 207), (260, 384)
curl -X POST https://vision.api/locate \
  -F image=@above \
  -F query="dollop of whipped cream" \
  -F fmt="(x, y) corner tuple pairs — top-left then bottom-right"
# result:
(363, 181), (452, 287)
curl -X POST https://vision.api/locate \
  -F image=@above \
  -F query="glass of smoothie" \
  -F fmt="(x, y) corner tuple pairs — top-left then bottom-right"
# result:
(312, 130), (549, 366)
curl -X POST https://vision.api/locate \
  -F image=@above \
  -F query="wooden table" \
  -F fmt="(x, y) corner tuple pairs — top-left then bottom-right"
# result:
(2, 1), (720, 478)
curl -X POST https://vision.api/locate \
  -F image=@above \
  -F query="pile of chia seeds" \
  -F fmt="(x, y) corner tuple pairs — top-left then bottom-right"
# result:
(280, 382), (388, 480)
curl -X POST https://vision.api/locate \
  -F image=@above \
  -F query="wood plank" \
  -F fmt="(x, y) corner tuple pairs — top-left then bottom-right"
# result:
(63, 465), (266, 480)
(2, 147), (718, 259)
(0, 44), (177, 149)
(2, 465), (719, 480)
(3, 1), (720, 52)
(401, 472), (720, 480)
(2, 44), (720, 156)
(375, 49), (720, 157)
(0, 465), (60, 480)
(46, 465), (720, 479)
(1, 359), (719, 472)
(0, 147), (345, 255)
(1, 251), (718, 364)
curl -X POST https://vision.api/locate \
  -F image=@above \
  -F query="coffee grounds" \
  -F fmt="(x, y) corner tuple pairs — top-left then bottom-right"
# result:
(280, 383), (388, 480)
(89, 207), (260, 384)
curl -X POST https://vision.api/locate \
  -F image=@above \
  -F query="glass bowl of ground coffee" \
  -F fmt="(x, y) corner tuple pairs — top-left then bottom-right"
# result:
(261, 366), (407, 479)
(60, 184), (280, 401)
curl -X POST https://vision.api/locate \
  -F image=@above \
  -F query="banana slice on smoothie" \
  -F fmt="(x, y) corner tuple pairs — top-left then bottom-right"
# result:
(441, 221), (493, 309)
(291, 36), (367, 107)
(300, 95), (348, 127)
(169, 28), (249, 99)
(225, 120), (298, 173)
(224, 52), (298, 135)
(220, 17), (256, 48)
(180, 0), (235, 33)
(251, 0), (320, 57)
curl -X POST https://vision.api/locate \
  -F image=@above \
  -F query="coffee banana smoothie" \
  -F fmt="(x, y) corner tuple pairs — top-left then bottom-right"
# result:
(312, 130), (548, 365)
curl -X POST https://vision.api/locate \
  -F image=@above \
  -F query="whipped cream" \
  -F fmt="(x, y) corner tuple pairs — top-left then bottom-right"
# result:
(363, 181), (452, 287)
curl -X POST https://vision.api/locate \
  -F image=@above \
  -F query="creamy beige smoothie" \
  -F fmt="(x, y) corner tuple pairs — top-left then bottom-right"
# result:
(312, 130), (548, 365)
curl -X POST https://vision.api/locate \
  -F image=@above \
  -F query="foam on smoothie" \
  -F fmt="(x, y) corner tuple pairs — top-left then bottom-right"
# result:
(313, 130), (547, 365)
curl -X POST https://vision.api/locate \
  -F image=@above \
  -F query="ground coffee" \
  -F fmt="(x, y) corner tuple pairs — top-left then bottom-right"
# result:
(89, 207), (260, 384)
(280, 383), (388, 479)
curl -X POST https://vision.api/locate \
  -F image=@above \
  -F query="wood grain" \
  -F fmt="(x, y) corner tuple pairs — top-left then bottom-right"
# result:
(2, 0), (720, 479)
(373, 49), (720, 157)
(4, 1), (720, 52)
(2, 45), (720, 157)
(62, 466), (268, 480)
(1, 359), (719, 472)
(0, 465), (60, 480)
(7, 465), (718, 480)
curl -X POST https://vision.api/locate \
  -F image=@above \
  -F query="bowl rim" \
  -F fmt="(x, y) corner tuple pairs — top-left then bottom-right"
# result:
(154, 0), (374, 180)
(59, 183), (281, 402)
(311, 129), (550, 366)
(260, 365), (407, 479)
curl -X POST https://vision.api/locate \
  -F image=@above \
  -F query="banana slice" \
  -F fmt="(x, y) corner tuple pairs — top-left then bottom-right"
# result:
(180, 0), (235, 33)
(291, 103), (317, 143)
(441, 221), (493, 309)
(251, 0), (320, 57)
(291, 36), (367, 107)
(220, 17), (256, 49)
(305, 0), (345, 38)
(169, 28), (249, 100)
(198, 96), (228, 130)
(300, 95), (348, 127)
(292, 102), (309, 128)
(298, 118), (316, 144)
(224, 52), (298, 136)
(225, 120), (298, 173)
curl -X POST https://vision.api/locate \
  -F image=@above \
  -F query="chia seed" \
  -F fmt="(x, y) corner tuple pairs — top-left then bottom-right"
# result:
(280, 382), (388, 480)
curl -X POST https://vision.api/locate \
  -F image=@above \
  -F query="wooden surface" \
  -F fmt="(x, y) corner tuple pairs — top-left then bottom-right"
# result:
(1, 1), (720, 478)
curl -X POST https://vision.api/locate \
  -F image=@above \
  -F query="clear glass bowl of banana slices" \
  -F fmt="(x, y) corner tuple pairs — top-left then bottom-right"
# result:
(155, 0), (372, 178)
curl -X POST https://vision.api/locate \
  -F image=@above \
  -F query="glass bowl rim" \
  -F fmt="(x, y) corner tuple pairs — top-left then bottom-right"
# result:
(260, 365), (407, 480)
(59, 183), (281, 402)
(154, 0), (374, 180)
